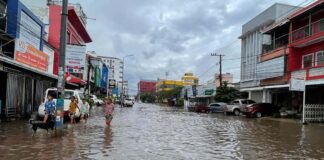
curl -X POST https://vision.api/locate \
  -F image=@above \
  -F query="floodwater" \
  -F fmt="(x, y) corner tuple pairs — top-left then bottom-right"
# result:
(1, 103), (324, 160)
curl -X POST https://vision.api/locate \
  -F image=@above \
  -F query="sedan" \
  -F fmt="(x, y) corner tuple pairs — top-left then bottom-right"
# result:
(195, 103), (210, 113)
(245, 103), (279, 118)
(209, 103), (227, 113)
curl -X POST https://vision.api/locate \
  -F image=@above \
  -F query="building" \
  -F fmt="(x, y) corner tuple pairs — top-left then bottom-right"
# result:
(239, 3), (299, 102)
(288, 0), (324, 106)
(0, 0), (57, 118)
(156, 80), (183, 92)
(119, 80), (128, 96)
(138, 80), (157, 94)
(99, 56), (123, 83)
(215, 73), (234, 87)
(181, 73), (199, 86)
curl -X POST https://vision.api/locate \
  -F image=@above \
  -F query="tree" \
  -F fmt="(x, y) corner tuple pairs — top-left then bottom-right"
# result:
(214, 82), (241, 103)
(156, 87), (183, 103)
(140, 93), (156, 103)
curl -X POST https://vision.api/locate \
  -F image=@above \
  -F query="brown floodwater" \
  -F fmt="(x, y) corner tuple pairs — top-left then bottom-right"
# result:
(1, 103), (324, 160)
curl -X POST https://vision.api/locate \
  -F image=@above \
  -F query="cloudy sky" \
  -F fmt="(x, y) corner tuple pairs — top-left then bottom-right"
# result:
(24, 0), (316, 94)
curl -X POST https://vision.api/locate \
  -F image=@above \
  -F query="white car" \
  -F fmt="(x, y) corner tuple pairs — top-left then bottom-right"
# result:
(123, 98), (134, 107)
(38, 88), (84, 120)
(90, 95), (104, 106)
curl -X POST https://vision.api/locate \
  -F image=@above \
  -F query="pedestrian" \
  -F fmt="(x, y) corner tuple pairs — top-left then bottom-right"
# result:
(81, 98), (90, 123)
(43, 93), (56, 123)
(69, 96), (80, 124)
(105, 97), (115, 126)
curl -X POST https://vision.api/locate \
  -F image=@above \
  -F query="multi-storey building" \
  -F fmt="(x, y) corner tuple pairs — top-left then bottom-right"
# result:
(181, 73), (199, 86)
(215, 73), (234, 87)
(239, 3), (299, 102)
(138, 80), (157, 94)
(99, 56), (123, 83)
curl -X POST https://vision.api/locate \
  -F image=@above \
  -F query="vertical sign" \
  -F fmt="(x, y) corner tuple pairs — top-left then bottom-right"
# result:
(55, 99), (64, 128)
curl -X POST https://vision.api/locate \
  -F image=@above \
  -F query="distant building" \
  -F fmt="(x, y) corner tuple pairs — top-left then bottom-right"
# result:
(138, 80), (157, 94)
(181, 73), (199, 86)
(215, 73), (234, 87)
(99, 56), (123, 83)
(156, 80), (183, 92)
(118, 80), (128, 96)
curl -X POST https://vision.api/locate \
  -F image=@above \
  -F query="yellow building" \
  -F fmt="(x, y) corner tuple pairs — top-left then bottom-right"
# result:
(181, 73), (199, 86)
(156, 80), (183, 92)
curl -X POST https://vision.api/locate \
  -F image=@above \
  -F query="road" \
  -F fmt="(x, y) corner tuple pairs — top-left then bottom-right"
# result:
(1, 103), (324, 159)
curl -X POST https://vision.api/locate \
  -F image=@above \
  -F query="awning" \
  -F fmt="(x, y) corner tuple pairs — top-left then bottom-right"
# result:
(68, 8), (92, 43)
(64, 73), (86, 85)
(0, 55), (58, 79)
(261, 19), (289, 34)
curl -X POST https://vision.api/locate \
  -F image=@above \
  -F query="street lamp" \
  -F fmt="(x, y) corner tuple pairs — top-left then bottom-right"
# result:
(121, 54), (134, 104)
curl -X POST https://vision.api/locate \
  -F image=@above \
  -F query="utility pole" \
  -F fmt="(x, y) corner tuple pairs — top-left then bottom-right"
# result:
(211, 53), (225, 87)
(55, 0), (68, 135)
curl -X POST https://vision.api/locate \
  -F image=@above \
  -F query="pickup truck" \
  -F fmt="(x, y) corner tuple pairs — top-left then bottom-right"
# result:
(224, 99), (256, 116)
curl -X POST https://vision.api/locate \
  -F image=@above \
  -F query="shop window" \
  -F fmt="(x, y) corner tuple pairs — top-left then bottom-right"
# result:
(302, 54), (313, 68)
(316, 51), (324, 66)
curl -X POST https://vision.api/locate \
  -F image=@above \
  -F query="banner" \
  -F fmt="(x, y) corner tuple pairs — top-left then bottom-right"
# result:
(15, 39), (49, 71)
(65, 44), (86, 73)
(101, 65), (109, 89)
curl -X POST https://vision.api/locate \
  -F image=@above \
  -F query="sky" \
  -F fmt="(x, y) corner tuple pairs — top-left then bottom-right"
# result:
(22, 0), (315, 94)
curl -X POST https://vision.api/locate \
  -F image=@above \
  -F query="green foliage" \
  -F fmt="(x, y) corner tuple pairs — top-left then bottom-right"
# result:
(214, 82), (241, 103)
(176, 98), (184, 106)
(140, 93), (156, 103)
(156, 87), (183, 103)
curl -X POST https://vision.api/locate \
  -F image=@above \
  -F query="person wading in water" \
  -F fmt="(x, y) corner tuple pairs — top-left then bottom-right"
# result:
(105, 98), (114, 126)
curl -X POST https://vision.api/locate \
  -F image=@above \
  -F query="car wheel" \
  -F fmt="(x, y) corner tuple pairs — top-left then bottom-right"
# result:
(234, 109), (240, 116)
(256, 112), (262, 118)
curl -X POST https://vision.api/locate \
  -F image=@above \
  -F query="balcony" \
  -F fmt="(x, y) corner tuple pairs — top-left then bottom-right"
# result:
(291, 66), (324, 80)
(291, 18), (324, 46)
(261, 34), (289, 62)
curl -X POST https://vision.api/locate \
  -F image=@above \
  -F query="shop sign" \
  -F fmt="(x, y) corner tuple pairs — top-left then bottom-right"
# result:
(19, 11), (42, 50)
(290, 78), (305, 92)
(204, 89), (214, 95)
(14, 39), (49, 71)
(109, 79), (116, 89)
(65, 44), (86, 73)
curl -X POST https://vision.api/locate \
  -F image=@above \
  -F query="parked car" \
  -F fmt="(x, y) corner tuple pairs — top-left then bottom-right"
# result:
(245, 103), (280, 118)
(209, 102), (227, 113)
(195, 103), (210, 113)
(90, 95), (104, 106)
(225, 99), (256, 116)
(38, 88), (83, 121)
(123, 98), (134, 107)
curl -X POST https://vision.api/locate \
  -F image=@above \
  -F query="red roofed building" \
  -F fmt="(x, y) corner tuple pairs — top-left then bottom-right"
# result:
(138, 80), (157, 94)
(48, 3), (91, 87)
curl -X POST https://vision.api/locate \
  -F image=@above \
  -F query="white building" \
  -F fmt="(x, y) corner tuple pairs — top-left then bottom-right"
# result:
(239, 3), (298, 102)
(99, 56), (125, 95)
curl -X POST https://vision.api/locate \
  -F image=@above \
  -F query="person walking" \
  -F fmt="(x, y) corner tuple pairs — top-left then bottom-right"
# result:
(81, 98), (90, 123)
(105, 98), (115, 126)
(69, 96), (80, 124)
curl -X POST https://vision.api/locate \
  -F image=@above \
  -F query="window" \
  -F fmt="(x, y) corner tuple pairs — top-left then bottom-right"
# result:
(302, 54), (313, 68)
(316, 51), (324, 66)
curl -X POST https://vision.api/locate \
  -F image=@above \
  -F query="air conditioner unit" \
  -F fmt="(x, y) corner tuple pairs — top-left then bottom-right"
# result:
(262, 34), (272, 45)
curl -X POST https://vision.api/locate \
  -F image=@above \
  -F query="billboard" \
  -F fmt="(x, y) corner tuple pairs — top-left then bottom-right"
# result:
(109, 79), (116, 89)
(65, 44), (86, 73)
(19, 9), (42, 50)
(101, 65), (109, 89)
(15, 39), (49, 72)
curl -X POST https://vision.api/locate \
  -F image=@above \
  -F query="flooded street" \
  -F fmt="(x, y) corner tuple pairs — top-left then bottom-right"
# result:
(1, 103), (324, 160)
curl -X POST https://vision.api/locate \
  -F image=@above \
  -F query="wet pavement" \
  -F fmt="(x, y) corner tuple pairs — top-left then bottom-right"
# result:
(1, 103), (324, 160)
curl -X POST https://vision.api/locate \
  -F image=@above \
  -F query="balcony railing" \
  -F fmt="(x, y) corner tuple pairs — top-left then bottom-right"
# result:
(262, 34), (288, 54)
(292, 18), (324, 42)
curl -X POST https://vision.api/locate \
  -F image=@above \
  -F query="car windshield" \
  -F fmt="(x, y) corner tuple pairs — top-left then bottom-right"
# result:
(63, 91), (74, 100)
(79, 93), (85, 100)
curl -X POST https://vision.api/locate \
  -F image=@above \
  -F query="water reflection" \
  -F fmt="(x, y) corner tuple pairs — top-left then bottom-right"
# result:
(1, 104), (324, 159)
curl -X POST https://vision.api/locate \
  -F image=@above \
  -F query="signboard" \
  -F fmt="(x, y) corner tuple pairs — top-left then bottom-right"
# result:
(65, 44), (86, 73)
(290, 78), (305, 91)
(204, 89), (214, 95)
(109, 79), (116, 89)
(19, 11), (42, 50)
(15, 39), (49, 71)
(101, 65), (109, 89)
(55, 99), (64, 128)
(43, 44), (54, 74)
